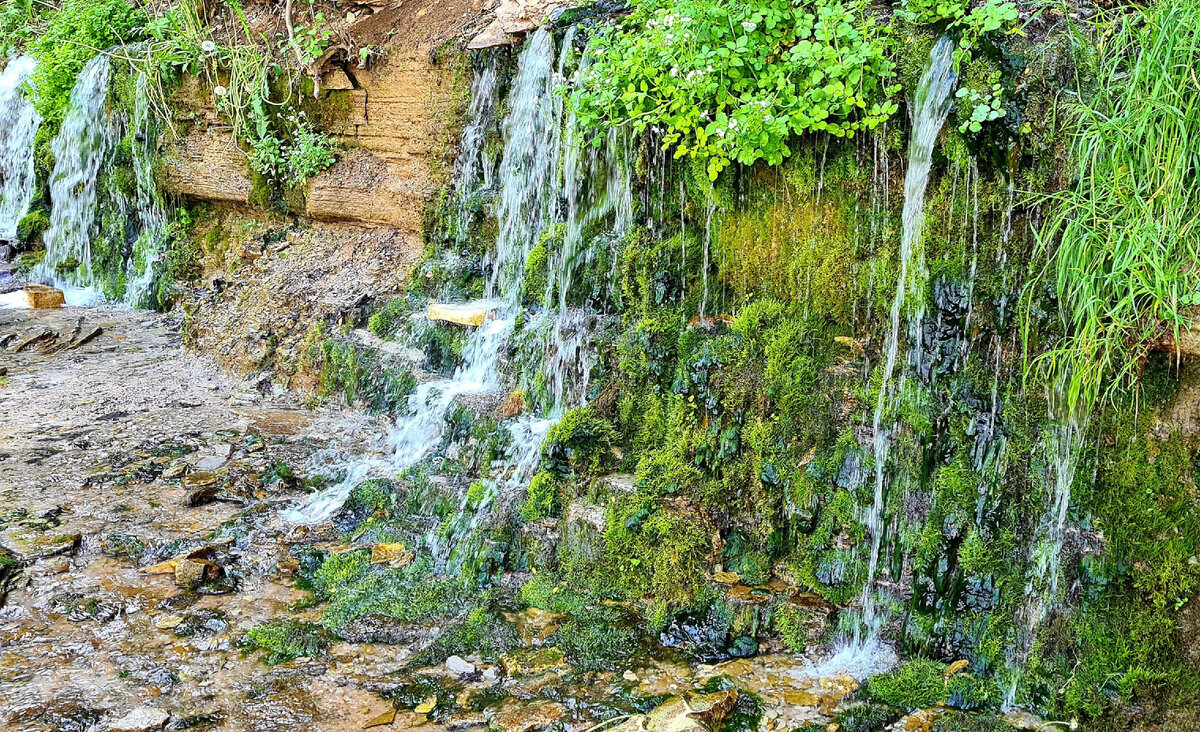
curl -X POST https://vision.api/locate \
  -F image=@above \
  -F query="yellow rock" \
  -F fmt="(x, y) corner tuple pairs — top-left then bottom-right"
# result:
(782, 690), (819, 707)
(370, 543), (413, 568)
(427, 302), (494, 327)
(414, 697), (437, 715)
(945, 659), (969, 677)
(24, 284), (64, 309)
(363, 708), (397, 728)
(155, 615), (184, 630)
(712, 571), (741, 585)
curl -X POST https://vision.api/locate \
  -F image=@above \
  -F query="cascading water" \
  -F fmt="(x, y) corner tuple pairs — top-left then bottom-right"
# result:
(451, 57), (500, 246)
(853, 36), (957, 652)
(286, 28), (585, 528)
(34, 55), (115, 293)
(0, 56), (41, 241)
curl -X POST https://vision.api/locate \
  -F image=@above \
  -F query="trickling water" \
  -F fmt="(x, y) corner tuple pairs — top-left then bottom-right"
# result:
(35, 55), (115, 289)
(0, 56), (40, 241)
(855, 36), (957, 647)
(123, 72), (170, 308)
(451, 57), (501, 246)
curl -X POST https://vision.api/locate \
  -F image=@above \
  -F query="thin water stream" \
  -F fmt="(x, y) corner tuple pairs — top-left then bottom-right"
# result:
(855, 35), (957, 651)
(0, 56), (40, 241)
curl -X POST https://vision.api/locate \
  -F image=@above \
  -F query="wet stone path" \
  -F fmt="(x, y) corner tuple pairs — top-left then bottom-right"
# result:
(0, 305), (395, 731)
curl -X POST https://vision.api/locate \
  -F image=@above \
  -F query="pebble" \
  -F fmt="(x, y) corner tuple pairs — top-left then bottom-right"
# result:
(446, 655), (476, 675)
(108, 706), (169, 732)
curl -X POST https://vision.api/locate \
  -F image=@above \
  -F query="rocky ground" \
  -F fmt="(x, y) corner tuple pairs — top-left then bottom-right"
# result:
(0, 304), (394, 731)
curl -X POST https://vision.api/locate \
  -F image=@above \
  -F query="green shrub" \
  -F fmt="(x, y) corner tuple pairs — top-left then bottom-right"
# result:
(31, 0), (146, 126)
(369, 298), (410, 339)
(573, 0), (898, 179)
(836, 704), (899, 732)
(770, 602), (811, 653)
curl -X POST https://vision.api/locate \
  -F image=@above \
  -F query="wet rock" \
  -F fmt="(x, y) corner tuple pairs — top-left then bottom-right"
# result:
(108, 706), (169, 732)
(446, 655), (476, 676)
(183, 476), (220, 507)
(175, 557), (219, 589)
(945, 659), (969, 677)
(428, 302), (496, 327)
(162, 462), (188, 479)
(607, 690), (738, 732)
(24, 284), (65, 309)
(371, 542), (414, 568)
(363, 708), (397, 728)
(415, 696), (437, 714)
(491, 702), (566, 732)
(500, 646), (568, 677)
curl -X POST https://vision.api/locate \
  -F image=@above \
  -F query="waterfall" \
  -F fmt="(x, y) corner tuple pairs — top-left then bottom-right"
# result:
(488, 26), (564, 306)
(0, 56), (40, 241)
(35, 55), (115, 292)
(285, 29), (572, 526)
(123, 72), (169, 308)
(451, 56), (501, 246)
(855, 36), (957, 648)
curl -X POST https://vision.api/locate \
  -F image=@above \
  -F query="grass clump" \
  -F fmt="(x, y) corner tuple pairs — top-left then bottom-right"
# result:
(243, 620), (329, 664)
(863, 659), (948, 710)
(549, 606), (640, 672)
(1030, 0), (1200, 412)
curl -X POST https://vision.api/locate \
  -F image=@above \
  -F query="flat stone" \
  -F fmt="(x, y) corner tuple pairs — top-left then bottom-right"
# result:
(446, 655), (476, 675)
(427, 302), (495, 327)
(607, 691), (738, 732)
(491, 702), (566, 732)
(24, 284), (64, 309)
(468, 19), (513, 49)
(108, 706), (169, 731)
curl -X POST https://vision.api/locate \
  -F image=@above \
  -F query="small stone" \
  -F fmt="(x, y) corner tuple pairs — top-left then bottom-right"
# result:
(184, 482), (219, 508)
(491, 702), (566, 732)
(782, 690), (819, 706)
(181, 472), (218, 488)
(414, 696), (437, 715)
(712, 571), (740, 585)
(482, 666), (499, 681)
(446, 655), (475, 675)
(108, 706), (169, 731)
(623, 670), (640, 682)
(162, 463), (187, 479)
(154, 615), (184, 630)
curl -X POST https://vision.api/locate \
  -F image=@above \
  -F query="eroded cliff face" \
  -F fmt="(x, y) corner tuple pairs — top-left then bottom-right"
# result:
(163, 0), (490, 383)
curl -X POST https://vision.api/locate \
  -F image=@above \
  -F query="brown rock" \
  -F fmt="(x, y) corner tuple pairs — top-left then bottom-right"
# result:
(24, 284), (65, 308)
(945, 659), (969, 678)
(371, 543), (414, 568)
(174, 557), (219, 588)
(491, 702), (566, 732)
(161, 128), (252, 203)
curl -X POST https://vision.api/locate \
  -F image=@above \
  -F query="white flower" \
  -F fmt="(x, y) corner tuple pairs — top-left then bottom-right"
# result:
(213, 85), (227, 97)
(741, 21), (757, 31)
(201, 40), (216, 54)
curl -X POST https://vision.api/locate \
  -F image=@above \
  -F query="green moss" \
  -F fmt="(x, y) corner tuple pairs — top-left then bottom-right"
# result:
(243, 620), (329, 664)
(520, 572), (589, 614)
(770, 602), (811, 653)
(864, 659), (949, 710)
(542, 406), (617, 477)
(835, 704), (900, 732)
(520, 470), (564, 522)
(413, 606), (519, 666)
(523, 239), (550, 305)
(16, 210), (49, 245)
(368, 298), (410, 339)
(549, 606), (639, 672)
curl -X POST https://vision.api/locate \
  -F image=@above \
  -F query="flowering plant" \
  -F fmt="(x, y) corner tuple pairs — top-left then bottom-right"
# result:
(571, 0), (899, 179)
